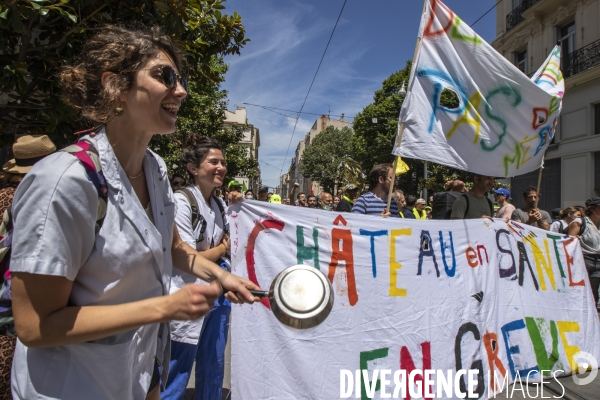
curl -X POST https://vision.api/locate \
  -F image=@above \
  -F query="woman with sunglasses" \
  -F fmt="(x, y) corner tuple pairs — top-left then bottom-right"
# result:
(164, 135), (231, 399)
(9, 26), (258, 400)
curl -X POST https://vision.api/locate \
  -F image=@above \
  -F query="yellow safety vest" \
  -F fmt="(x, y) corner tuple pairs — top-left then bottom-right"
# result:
(413, 207), (427, 220)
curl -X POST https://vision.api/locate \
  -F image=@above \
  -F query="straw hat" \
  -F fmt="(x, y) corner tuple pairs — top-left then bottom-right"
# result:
(3, 135), (56, 174)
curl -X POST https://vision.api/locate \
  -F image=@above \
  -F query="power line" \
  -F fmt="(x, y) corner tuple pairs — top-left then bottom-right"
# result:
(278, 0), (348, 176)
(240, 101), (355, 120)
(470, 0), (503, 27)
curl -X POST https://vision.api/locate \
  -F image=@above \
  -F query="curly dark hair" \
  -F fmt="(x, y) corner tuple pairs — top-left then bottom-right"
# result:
(180, 133), (223, 181)
(368, 163), (393, 189)
(59, 25), (186, 124)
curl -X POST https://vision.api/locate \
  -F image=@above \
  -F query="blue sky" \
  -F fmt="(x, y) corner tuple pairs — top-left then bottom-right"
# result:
(222, 0), (499, 190)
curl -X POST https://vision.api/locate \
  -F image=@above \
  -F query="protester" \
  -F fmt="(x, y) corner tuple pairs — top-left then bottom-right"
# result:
(165, 135), (233, 399)
(425, 206), (432, 219)
(307, 194), (318, 208)
(566, 198), (600, 306)
(550, 206), (581, 233)
(511, 186), (551, 230)
(413, 198), (427, 220)
(258, 186), (269, 201)
(550, 207), (562, 224)
(227, 179), (243, 193)
(267, 192), (273, 202)
(244, 189), (254, 200)
(337, 184), (359, 212)
(333, 195), (341, 211)
(392, 190), (406, 217)
(451, 174), (495, 219)
(352, 163), (398, 217)
(170, 172), (185, 192)
(319, 192), (333, 211)
(432, 179), (466, 219)
(402, 195), (417, 219)
(288, 182), (308, 206)
(493, 188), (515, 220)
(269, 194), (282, 204)
(0, 135), (57, 398)
(8, 26), (258, 400)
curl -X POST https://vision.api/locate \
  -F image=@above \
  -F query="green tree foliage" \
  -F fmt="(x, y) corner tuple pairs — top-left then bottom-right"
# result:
(0, 0), (248, 148)
(299, 126), (353, 193)
(351, 60), (463, 195)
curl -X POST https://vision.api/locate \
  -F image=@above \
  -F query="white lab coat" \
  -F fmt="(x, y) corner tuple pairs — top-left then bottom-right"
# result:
(169, 184), (226, 344)
(10, 130), (174, 400)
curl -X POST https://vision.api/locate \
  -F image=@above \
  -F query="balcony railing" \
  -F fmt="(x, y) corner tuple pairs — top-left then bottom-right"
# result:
(562, 39), (600, 78)
(506, 0), (541, 31)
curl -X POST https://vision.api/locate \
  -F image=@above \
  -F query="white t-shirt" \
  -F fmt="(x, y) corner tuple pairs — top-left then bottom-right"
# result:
(169, 185), (227, 344)
(10, 131), (174, 399)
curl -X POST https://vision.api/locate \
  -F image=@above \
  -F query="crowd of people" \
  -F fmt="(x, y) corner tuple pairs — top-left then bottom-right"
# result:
(0, 23), (598, 400)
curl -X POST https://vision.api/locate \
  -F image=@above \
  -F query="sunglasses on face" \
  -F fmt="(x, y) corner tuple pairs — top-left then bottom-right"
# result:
(154, 65), (188, 93)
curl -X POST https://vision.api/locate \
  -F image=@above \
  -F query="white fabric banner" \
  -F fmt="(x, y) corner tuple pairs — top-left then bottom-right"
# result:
(230, 202), (600, 399)
(394, 0), (564, 177)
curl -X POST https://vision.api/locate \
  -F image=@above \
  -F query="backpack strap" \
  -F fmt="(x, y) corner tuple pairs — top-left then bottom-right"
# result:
(212, 195), (229, 236)
(61, 141), (108, 234)
(462, 193), (470, 217)
(176, 188), (206, 243)
(486, 197), (494, 217)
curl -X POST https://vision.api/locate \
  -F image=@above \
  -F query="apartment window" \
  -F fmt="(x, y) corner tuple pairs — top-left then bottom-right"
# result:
(596, 152), (600, 189)
(595, 104), (600, 135)
(559, 21), (576, 56)
(515, 49), (527, 74)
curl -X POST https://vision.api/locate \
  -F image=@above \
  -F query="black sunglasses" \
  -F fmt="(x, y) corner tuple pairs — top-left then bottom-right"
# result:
(155, 65), (188, 93)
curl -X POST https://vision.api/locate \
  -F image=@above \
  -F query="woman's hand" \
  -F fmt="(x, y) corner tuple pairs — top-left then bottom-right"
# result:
(219, 234), (230, 255)
(164, 281), (222, 321)
(217, 271), (262, 304)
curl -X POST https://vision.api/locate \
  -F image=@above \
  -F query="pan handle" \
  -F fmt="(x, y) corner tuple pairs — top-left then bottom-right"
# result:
(223, 289), (270, 298)
(249, 289), (270, 298)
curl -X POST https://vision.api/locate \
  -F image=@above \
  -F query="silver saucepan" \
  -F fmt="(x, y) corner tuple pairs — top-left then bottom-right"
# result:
(241, 264), (334, 329)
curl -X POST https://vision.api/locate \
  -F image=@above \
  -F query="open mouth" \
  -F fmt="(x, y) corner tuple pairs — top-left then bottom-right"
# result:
(162, 103), (179, 116)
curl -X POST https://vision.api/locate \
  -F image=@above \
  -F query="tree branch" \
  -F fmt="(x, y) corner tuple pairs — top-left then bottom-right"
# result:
(25, 4), (108, 53)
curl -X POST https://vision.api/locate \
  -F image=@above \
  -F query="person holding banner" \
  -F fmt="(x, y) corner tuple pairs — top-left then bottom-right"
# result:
(351, 163), (399, 217)
(511, 186), (551, 230)
(566, 197), (600, 306)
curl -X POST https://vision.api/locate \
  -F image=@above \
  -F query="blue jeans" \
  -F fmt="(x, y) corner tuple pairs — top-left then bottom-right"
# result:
(162, 296), (231, 400)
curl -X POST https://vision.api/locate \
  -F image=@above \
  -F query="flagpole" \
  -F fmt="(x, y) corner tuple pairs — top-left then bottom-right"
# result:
(387, 0), (429, 212)
(535, 166), (543, 208)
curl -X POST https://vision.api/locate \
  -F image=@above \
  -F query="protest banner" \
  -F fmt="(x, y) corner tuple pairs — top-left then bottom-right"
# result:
(230, 202), (600, 399)
(393, 0), (564, 178)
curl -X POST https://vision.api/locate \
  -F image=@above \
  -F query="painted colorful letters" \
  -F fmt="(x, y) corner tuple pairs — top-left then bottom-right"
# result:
(394, 0), (564, 177)
(230, 202), (600, 399)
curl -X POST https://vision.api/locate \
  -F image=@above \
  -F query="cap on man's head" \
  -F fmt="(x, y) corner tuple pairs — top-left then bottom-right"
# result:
(585, 197), (600, 207)
(258, 186), (269, 193)
(551, 207), (562, 217)
(228, 180), (243, 190)
(345, 184), (358, 191)
(493, 188), (510, 198)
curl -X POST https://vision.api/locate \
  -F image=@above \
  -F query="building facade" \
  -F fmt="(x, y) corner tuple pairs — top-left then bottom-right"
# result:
(223, 107), (261, 194)
(493, 0), (600, 210)
(280, 115), (351, 200)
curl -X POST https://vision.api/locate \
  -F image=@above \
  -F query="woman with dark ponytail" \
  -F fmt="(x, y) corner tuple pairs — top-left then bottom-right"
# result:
(163, 134), (232, 399)
(9, 25), (258, 400)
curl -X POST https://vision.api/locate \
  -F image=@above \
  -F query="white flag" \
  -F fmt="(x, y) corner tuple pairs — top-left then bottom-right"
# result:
(394, 0), (564, 177)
